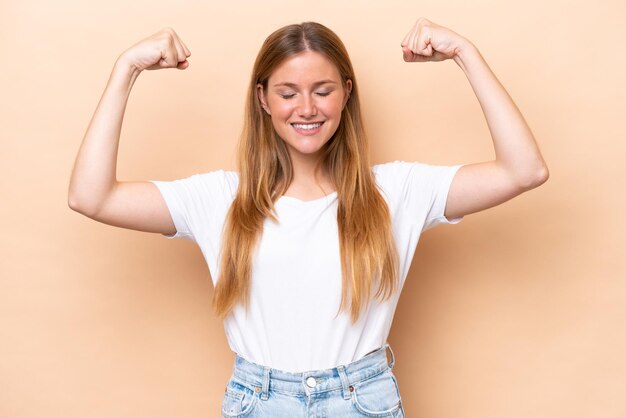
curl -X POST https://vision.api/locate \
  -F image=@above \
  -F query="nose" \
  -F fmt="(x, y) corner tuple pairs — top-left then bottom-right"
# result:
(296, 94), (317, 118)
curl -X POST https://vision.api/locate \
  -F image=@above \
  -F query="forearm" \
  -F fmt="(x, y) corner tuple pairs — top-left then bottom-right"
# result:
(453, 41), (549, 187)
(68, 56), (142, 214)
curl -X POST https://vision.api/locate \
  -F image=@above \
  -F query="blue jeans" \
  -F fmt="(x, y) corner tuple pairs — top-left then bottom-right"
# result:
(221, 343), (405, 417)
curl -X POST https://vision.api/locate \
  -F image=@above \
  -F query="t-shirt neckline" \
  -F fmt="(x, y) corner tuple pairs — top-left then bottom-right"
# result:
(278, 191), (338, 204)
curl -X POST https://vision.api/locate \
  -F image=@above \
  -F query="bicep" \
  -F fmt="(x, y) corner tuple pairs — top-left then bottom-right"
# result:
(444, 161), (527, 220)
(85, 181), (176, 235)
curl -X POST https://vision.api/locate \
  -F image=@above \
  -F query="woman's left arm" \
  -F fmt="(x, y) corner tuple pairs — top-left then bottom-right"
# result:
(401, 18), (549, 221)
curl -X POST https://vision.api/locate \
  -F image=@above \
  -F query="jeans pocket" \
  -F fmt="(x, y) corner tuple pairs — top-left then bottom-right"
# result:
(221, 377), (259, 418)
(351, 368), (403, 417)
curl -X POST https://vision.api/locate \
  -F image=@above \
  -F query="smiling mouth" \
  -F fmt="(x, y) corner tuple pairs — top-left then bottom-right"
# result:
(290, 122), (324, 130)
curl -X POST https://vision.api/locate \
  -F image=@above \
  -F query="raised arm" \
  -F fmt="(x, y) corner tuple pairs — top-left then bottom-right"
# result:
(401, 18), (549, 221)
(68, 28), (191, 235)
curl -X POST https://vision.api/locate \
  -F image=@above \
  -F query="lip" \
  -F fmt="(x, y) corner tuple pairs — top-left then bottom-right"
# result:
(290, 121), (325, 136)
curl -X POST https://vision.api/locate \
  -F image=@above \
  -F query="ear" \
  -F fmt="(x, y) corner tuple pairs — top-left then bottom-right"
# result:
(343, 79), (353, 109)
(256, 83), (271, 115)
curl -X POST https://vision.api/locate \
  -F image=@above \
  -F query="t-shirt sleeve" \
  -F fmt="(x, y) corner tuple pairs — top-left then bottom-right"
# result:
(415, 163), (465, 231)
(374, 160), (465, 232)
(149, 170), (234, 242)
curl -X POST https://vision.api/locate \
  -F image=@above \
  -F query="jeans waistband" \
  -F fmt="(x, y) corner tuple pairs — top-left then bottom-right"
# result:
(230, 343), (396, 400)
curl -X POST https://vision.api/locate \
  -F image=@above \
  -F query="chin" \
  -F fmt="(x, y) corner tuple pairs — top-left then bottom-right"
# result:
(292, 146), (325, 156)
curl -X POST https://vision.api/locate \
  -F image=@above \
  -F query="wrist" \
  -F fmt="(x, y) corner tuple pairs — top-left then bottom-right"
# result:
(114, 53), (142, 78)
(453, 38), (480, 70)
(111, 54), (142, 88)
(453, 39), (480, 72)
(106, 54), (142, 94)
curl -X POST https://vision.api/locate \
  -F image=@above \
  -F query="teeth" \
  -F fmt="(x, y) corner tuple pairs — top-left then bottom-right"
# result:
(292, 122), (322, 130)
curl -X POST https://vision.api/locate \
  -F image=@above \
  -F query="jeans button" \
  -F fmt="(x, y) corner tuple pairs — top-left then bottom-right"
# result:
(305, 376), (317, 388)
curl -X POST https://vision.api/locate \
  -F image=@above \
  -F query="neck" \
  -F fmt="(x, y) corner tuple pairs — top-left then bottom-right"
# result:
(288, 150), (334, 193)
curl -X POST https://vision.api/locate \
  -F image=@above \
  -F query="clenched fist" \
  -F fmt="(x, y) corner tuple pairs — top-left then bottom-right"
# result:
(401, 18), (468, 63)
(118, 27), (191, 72)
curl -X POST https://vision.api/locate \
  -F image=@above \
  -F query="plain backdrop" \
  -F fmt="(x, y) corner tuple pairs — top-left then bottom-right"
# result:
(1, 0), (625, 417)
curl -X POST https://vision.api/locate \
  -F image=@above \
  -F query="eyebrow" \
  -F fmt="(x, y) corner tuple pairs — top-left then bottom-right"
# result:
(272, 80), (337, 88)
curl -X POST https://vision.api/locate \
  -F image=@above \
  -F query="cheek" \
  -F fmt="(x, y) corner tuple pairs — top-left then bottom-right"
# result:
(268, 100), (294, 118)
(322, 100), (344, 118)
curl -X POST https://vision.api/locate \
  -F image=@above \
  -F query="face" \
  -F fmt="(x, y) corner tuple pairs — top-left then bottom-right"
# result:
(257, 50), (352, 161)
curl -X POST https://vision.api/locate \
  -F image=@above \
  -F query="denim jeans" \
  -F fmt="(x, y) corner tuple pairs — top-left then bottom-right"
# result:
(221, 343), (405, 417)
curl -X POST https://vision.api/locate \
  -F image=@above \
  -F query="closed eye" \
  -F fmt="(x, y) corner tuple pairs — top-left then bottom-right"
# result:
(279, 91), (332, 99)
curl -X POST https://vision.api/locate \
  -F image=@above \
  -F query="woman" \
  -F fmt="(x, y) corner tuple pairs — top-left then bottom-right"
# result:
(68, 18), (548, 418)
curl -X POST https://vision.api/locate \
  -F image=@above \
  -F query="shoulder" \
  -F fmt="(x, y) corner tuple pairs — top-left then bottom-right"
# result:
(371, 160), (418, 205)
(162, 169), (239, 202)
(371, 160), (421, 189)
(372, 160), (461, 184)
(218, 169), (239, 192)
(371, 160), (464, 205)
(190, 169), (239, 190)
(372, 160), (447, 175)
(372, 160), (417, 176)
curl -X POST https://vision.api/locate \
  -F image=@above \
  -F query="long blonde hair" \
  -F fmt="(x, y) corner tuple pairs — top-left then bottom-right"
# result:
(212, 22), (399, 324)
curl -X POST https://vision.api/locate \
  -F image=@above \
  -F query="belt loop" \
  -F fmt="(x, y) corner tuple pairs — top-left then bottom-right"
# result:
(385, 342), (396, 369)
(261, 367), (270, 401)
(337, 365), (351, 400)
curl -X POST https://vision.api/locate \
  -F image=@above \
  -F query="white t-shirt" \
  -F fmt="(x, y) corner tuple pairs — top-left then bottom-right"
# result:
(150, 160), (464, 372)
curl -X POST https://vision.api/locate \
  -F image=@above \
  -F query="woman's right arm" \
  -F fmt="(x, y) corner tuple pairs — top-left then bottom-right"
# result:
(68, 28), (191, 235)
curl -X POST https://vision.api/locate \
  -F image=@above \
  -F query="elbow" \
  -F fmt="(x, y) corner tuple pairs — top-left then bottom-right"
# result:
(68, 193), (86, 214)
(519, 164), (550, 191)
(67, 183), (83, 213)
(536, 164), (550, 185)
(67, 192), (97, 218)
(68, 187), (79, 211)
(68, 179), (83, 213)
(68, 179), (111, 217)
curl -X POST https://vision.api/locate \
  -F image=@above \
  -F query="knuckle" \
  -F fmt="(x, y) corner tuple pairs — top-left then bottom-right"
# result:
(161, 27), (177, 39)
(163, 35), (175, 47)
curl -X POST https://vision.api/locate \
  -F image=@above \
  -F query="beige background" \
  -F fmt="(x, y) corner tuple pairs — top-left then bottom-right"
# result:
(2, 0), (625, 417)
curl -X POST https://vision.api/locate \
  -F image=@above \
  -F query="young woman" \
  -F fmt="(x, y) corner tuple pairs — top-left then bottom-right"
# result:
(69, 18), (548, 418)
